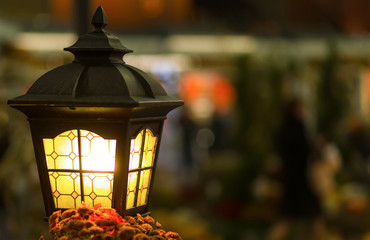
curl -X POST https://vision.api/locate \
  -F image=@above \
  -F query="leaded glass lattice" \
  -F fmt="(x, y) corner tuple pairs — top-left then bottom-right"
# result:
(49, 171), (81, 209)
(126, 129), (157, 209)
(43, 130), (116, 209)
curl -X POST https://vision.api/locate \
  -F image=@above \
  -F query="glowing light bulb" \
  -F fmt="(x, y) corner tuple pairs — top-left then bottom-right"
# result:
(81, 134), (116, 171)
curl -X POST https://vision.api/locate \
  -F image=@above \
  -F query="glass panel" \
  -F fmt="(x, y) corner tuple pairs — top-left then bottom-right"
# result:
(55, 156), (74, 169)
(93, 175), (111, 195)
(43, 130), (79, 170)
(137, 169), (152, 206)
(46, 156), (55, 169)
(142, 129), (158, 168)
(54, 134), (72, 156)
(80, 130), (116, 172)
(49, 171), (81, 209)
(43, 138), (54, 155)
(57, 195), (81, 209)
(44, 129), (116, 209)
(129, 130), (144, 170)
(83, 174), (93, 196)
(82, 173), (113, 208)
(49, 172), (57, 206)
(126, 128), (158, 210)
(95, 197), (111, 208)
(126, 172), (138, 209)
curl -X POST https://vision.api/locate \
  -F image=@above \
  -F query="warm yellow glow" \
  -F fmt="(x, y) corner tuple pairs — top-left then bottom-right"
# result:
(137, 169), (151, 206)
(126, 129), (157, 209)
(43, 129), (116, 209)
(80, 130), (116, 171)
(82, 173), (113, 208)
(126, 172), (138, 209)
(49, 171), (81, 209)
(129, 130), (143, 170)
(142, 130), (157, 167)
(44, 130), (79, 170)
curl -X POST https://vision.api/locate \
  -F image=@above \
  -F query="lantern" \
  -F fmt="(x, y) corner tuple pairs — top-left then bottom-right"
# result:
(8, 6), (183, 217)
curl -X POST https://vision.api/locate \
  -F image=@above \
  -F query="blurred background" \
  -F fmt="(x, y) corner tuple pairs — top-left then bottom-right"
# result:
(0, 0), (370, 239)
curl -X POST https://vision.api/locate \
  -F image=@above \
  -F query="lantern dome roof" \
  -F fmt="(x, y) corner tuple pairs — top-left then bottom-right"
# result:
(8, 6), (183, 114)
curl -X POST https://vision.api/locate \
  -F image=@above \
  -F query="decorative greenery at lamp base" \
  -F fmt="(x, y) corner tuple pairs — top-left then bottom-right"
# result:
(40, 203), (182, 240)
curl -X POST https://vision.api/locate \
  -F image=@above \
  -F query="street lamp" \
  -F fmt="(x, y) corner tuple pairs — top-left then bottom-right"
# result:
(8, 6), (183, 217)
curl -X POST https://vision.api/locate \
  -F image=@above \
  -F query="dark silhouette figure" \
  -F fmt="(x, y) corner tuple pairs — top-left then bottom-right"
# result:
(267, 100), (325, 240)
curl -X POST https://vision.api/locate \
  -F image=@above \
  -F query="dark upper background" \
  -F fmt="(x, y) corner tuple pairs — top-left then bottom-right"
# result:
(1, 0), (370, 35)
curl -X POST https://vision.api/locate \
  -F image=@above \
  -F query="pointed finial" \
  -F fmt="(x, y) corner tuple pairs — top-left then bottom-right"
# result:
(92, 6), (107, 29)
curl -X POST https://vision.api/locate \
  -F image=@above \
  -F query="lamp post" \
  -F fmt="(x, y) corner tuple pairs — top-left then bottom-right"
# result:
(8, 6), (183, 217)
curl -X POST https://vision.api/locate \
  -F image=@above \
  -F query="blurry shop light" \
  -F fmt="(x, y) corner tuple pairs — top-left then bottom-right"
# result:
(196, 128), (215, 149)
(125, 54), (191, 73)
(125, 54), (191, 94)
(14, 32), (76, 52)
(8, 6), (183, 217)
(166, 35), (257, 54)
(0, 19), (19, 45)
(180, 71), (235, 122)
(360, 69), (370, 119)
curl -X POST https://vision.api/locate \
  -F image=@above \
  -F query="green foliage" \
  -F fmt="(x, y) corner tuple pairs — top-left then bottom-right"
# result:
(231, 54), (286, 201)
(233, 55), (283, 155)
(317, 41), (351, 141)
